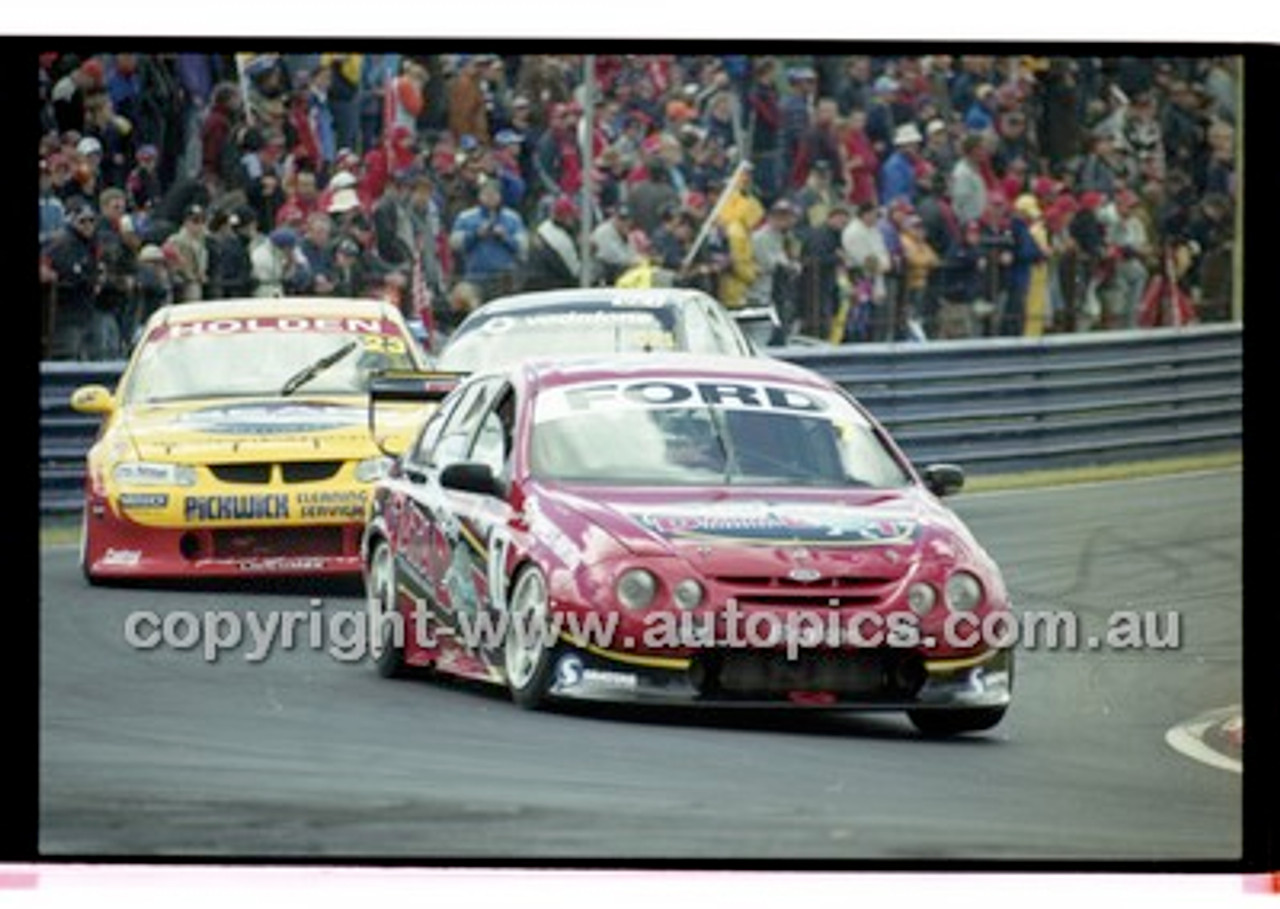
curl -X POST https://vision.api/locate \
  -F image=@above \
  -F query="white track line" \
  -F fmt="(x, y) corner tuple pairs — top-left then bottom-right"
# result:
(1164, 705), (1243, 774)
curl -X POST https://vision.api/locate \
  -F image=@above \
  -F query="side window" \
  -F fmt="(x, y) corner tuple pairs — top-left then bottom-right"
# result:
(704, 300), (751, 355)
(680, 304), (716, 354)
(428, 379), (497, 470)
(467, 385), (517, 480)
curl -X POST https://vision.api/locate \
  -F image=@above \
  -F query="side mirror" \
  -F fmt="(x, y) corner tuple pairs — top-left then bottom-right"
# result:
(70, 384), (116, 416)
(921, 463), (965, 498)
(440, 461), (504, 498)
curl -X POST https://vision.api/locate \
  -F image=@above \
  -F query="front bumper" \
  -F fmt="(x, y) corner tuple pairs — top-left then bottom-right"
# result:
(82, 492), (366, 578)
(546, 641), (1014, 710)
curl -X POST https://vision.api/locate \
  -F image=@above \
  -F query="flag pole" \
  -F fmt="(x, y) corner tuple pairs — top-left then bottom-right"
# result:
(579, 54), (596, 288)
(682, 159), (750, 271)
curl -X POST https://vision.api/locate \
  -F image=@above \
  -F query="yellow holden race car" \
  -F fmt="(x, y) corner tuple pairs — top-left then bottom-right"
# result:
(72, 297), (430, 582)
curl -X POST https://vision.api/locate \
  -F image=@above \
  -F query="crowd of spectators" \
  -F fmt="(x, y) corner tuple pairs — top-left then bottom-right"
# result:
(39, 52), (1239, 359)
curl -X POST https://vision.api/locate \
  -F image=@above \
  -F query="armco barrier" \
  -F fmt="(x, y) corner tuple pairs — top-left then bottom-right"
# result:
(40, 324), (1242, 515)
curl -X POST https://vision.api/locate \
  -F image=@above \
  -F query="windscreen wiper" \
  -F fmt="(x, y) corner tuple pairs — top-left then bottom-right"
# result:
(280, 340), (359, 397)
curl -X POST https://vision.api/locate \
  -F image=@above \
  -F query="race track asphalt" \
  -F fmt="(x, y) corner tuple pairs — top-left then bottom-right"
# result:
(38, 470), (1243, 860)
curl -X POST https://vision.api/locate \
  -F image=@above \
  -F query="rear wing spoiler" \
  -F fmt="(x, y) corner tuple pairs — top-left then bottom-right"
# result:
(368, 369), (468, 404)
(367, 369), (469, 457)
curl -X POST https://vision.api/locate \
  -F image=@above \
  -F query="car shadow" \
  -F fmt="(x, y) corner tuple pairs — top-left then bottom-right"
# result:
(388, 669), (1004, 743)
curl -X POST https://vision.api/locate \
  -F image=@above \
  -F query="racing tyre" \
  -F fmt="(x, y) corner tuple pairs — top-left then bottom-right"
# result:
(366, 538), (407, 678)
(907, 707), (1007, 737)
(503, 565), (559, 710)
(79, 508), (101, 586)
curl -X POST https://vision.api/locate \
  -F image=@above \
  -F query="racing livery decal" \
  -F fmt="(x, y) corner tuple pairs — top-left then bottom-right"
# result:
(625, 501), (918, 546)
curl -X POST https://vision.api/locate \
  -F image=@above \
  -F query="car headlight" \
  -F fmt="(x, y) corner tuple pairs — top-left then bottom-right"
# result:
(113, 461), (197, 487)
(673, 578), (704, 611)
(945, 571), (984, 612)
(354, 456), (394, 483)
(906, 581), (937, 616)
(616, 568), (658, 611)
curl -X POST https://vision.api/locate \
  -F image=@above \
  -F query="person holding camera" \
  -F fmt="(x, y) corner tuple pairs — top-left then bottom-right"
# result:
(449, 177), (527, 302)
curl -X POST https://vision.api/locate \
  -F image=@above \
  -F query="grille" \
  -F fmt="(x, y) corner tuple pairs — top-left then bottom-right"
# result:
(712, 574), (897, 609)
(692, 649), (925, 699)
(212, 526), (346, 558)
(281, 461), (344, 483)
(208, 463), (272, 484)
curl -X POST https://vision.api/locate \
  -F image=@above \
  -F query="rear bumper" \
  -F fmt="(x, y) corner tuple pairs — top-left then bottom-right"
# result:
(82, 495), (365, 578)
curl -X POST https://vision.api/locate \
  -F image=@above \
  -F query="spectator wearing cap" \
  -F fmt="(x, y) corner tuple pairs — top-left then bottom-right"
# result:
(879, 122), (925, 207)
(51, 57), (103, 135)
(949, 133), (989, 227)
(329, 237), (372, 298)
(1008, 194), (1051, 336)
(450, 177), (527, 302)
(797, 201), (851, 339)
(589, 203), (645, 286)
(490, 130), (529, 214)
(1099, 187), (1151, 329)
(746, 198), (802, 331)
(252, 227), (311, 297)
(524, 195), (581, 292)
(790, 97), (843, 192)
(212, 207), (258, 300)
(964, 84), (998, 134)
(1066, 191), (1108, 330)
(46, 201), (104, 359)
(839, 107), (879, 208)
(899, 214), (941, 340)
(72, 135), (104, 202)
(133, 244), (174, 334)
(360, 124), (417, 206)
(922, 118), (956, 177)
(319, 171), (362, 219)
(126, 144), (164, 213)
(163, 204), (210, 302)
(448, 57), (491, 147)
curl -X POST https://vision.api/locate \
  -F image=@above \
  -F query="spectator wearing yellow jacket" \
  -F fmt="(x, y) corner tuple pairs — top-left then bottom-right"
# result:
(715, 184), (764, 308)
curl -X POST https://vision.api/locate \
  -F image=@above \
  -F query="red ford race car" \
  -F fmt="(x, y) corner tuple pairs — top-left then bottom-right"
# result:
(72, 297), (429, 581)
(362, 354), (1014, 735)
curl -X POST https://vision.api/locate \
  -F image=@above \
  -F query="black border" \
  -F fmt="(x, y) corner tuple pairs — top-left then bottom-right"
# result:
(18, 35), (1275, 876)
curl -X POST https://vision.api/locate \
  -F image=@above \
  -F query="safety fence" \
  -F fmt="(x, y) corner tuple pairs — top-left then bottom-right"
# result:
(40, 324), (1242, 514)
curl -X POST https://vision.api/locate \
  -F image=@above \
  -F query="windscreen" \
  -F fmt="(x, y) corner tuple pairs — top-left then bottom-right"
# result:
(437, 304), (680, 372)
(529, 378), (912, 489)
(122, 315), (419, 403)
